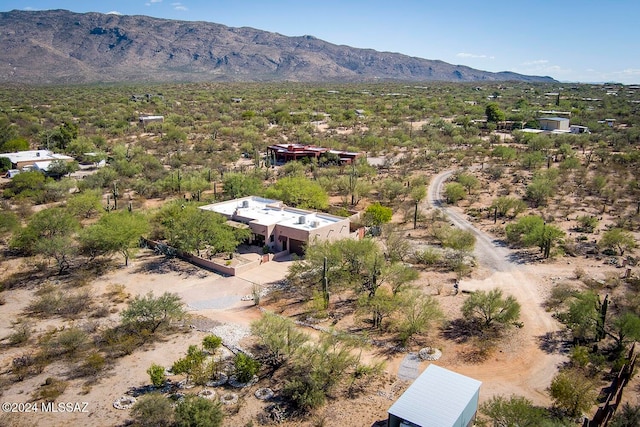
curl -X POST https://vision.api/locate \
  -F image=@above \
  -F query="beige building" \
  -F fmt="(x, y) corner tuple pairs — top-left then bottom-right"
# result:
(538, 117), (570, 132)
(199, 196), (353, 255)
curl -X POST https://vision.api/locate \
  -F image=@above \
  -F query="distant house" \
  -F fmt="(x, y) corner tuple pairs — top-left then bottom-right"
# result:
(570, 125), (590, 134)
(0, 150), (73, 172)
(138, 115), (164, 129)
(598, 118), (616, 127)
(266, 143), (361, 165)
(199, 196), (354, 256)
(388, 365), (482, 427)
(538, 117), (570, 132)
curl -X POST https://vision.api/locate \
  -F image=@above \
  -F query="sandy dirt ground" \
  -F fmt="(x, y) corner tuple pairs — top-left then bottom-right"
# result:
(1, 169), (638, 427)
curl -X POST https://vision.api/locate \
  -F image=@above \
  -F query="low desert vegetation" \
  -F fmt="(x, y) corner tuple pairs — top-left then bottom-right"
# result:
(0, 80), (638, 425)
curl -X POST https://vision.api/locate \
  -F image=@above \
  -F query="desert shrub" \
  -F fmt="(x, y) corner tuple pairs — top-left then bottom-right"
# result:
(11, 354), (36, 381)
(49, 327), (89, 359)
(77, 351), (106, 378)
(569, 346), (591, 369)
(32, 377), (68, 402)
(444, 182), (465, 204)
(282, 375), (325, 411)
(442, 228), (476, 252)
(413, 247), (442, 266)
(27, 287), (91, 319)
(106, 283), (129, 303)
(131, 393), (175, 427)
(234, 353), (260, 383)
(549, 369), (598, 417)
(576, 215), (599, 233)
(441, 250), (474, 277)
(609, 403), (640, 427)
(121, 291), (185, 334)
(172, 345), (207, 384)
(90, 302), (111, 318)
(202, 335), (222, 353)
(99, 324), (148, 357)
(174, 395), (224, 427)
(147, 363), (167, 387)
(479, 394), (548, 426)
(191, 358), (217, 386)
(545, 282), (576, 311)
(6, 320), (33, 346)
(485, 165), (505, 180)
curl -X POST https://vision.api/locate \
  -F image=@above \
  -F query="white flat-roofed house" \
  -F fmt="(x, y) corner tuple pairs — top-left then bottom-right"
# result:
(199, 196), (352, 255)
(0, 150), (73, 171)
(388, 364), (482, 427)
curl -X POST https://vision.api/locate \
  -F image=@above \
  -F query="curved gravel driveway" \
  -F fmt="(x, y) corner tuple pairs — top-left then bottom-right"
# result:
(423, 169), (566, 403)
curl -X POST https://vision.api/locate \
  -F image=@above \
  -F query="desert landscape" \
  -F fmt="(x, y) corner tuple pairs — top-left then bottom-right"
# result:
(0, 78), (639, 427)
(1, 166), (638, 427)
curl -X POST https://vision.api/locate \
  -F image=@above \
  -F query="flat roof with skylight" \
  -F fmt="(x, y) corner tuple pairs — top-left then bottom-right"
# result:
(199, 196), (343, 230)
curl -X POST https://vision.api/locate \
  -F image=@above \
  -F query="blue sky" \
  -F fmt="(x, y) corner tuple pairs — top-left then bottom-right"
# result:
(3, 0), (640, 84)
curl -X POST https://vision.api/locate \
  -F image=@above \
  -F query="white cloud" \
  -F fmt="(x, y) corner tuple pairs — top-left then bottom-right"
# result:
(598, 69), (640, 84)
(171, 2), (188, 10)
(522, 59), (549, 66)
(513, 59), (572, 79)
(106, 11), (123, 15)
(24, 7), (35, 11)
(615, 68), (640, 77)
(456, 52), (495, 60)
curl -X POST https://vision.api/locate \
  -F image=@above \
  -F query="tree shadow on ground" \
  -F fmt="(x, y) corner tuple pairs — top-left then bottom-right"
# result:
(506, 249), (543, 265)
(133, 254), (207, 278)
(1, 257), (113, 290)
(1, 267), (52, 290)
(538, 331), (572, 355)
(440, 318), (490, 344)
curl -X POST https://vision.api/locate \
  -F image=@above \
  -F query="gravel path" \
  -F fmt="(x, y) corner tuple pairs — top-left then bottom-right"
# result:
(422, 169), (567, 401)
(426, 169), (513, 273)
(397, 353), (421, 381)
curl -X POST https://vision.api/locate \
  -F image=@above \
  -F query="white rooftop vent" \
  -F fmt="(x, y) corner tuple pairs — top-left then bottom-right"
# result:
(310, 221), (318, 228)
(298, 215), (306, 224)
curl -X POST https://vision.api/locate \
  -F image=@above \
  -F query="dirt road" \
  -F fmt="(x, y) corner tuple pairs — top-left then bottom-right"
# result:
(426, 170), (566, 404)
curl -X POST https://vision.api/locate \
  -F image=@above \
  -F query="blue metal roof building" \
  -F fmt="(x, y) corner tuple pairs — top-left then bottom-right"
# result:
(388, 364), (482, 427)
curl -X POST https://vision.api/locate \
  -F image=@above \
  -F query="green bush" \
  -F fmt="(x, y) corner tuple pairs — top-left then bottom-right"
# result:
(32, 377), (68, 402)
(234, 353), (260, 383)
(414, 248), (442, 266)
(147, 363), (167, 387)
(6, 320), (33, 346)
(175, 395), (224, 427)
(77, 352), (106, 377)
(282, 376), (325, 411)
(131, 393), (175, 427)
(444, 182), (465, 204)
(202, 335), (222, 353)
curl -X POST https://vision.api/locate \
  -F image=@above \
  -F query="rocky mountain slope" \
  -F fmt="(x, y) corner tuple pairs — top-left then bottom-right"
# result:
(0, 9), (556, 84)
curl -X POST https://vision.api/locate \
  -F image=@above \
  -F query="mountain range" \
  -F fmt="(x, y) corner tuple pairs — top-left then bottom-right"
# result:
(0, 9), (556, 85)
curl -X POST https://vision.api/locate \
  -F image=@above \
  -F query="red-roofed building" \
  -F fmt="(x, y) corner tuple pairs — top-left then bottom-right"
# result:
(266, 143), (361, 165)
